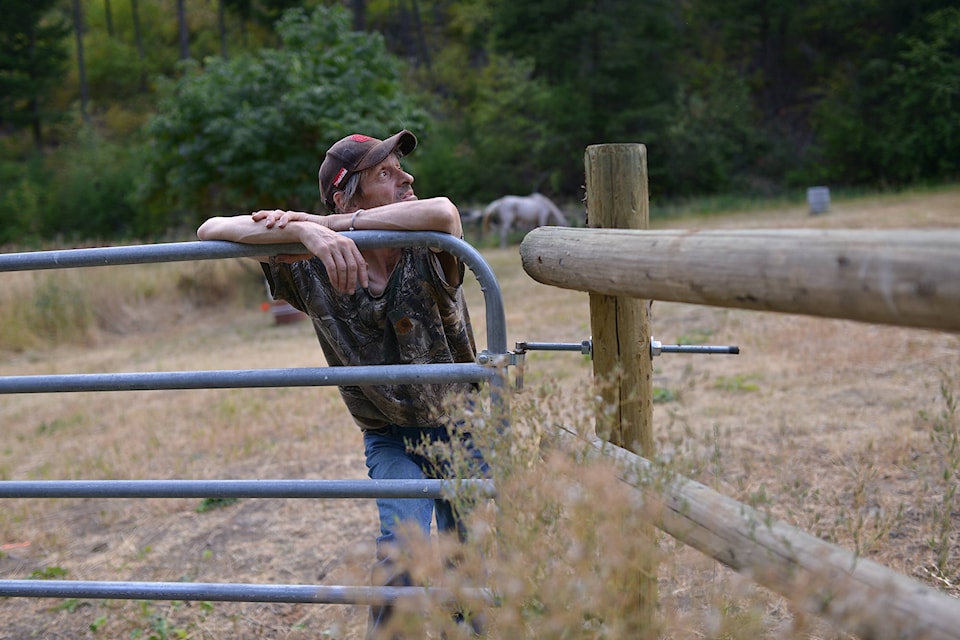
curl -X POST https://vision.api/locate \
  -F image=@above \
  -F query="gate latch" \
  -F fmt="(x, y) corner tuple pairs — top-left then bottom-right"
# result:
(511, 337), (739, 390)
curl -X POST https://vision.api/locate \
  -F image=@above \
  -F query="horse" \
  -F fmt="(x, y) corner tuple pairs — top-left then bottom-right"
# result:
(480, 193), (569, 248)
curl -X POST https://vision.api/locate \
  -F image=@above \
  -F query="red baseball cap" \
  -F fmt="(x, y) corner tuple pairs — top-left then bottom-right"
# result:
(318, 130), (417, 212)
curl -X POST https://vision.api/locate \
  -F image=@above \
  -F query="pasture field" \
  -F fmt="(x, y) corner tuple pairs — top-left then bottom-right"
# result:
(0, 187), (958, 639)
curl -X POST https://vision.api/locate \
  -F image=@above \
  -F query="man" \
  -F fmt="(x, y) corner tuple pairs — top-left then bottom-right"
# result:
(197, 130), (488, 637)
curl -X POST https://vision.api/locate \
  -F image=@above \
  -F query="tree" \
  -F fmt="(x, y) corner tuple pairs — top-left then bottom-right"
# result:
(810, 5), (960, 185)
(72, 0), (91, 123)
(218, 0), (228, 59)
(350, 0), (365, 31)
(129, 0), (146, 89)
(487, 0), (682, 196)
(0, 0), (70, 145)
(104, 0), (115, 37)
(142, 5), (427, 225)
(176, 0), (190, 60)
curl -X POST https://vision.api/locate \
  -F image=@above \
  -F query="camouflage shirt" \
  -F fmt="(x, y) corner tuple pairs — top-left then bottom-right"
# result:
(262, 247), (478, 430)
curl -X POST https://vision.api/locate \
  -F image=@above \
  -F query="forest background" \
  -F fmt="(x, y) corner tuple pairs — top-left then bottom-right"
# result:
(1, 0), (959, 247)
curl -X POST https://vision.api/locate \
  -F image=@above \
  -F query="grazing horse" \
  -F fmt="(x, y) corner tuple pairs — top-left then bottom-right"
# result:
(481, 193), (568, 248)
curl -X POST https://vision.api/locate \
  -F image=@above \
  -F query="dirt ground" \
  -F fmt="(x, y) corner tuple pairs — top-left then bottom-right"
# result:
(0, 187), (958, 639)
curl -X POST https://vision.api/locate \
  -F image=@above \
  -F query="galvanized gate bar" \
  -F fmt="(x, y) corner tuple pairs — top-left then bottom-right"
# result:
(0, 580), (496, 606)
(0, 231), (508, 355)
(0, 479), (497, 499)
(0, 233), (507, 611)
(0, 363), (493, 394)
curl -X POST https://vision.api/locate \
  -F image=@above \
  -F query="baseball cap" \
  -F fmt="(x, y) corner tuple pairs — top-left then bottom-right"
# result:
(318, 130), (417, 212)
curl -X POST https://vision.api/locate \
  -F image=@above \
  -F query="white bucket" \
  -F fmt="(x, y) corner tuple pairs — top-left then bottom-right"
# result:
(807, 186), (830, 215)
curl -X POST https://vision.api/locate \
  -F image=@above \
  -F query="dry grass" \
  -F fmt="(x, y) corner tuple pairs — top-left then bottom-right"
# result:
(0, 187), (958, 639)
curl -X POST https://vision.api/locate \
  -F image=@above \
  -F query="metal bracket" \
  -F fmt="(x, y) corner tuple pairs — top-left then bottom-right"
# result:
(477, 350), (526, 390)
(512, 340), (592, 391)
(476, 350), (522, 367)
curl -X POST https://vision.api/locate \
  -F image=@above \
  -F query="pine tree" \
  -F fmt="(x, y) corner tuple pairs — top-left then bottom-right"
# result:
(0, 0), (70, 146)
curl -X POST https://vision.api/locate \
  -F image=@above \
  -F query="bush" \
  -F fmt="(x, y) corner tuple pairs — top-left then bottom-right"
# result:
(0, 153), (50, 246)
(43, 128), (145, 240)
(142, 5), (427, 224)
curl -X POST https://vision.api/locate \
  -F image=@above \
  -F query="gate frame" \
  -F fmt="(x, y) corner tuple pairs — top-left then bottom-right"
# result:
(0, 231), (506, 606)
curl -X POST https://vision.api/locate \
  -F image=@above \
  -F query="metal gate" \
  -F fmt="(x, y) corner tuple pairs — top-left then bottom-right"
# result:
(0, 231), (505, 607)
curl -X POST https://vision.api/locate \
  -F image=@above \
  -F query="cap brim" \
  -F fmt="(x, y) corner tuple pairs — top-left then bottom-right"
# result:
(354, 130), (417, 172)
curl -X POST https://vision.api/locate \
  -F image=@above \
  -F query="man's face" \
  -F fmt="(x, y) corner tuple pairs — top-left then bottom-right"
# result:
(357, 154), (415, 209)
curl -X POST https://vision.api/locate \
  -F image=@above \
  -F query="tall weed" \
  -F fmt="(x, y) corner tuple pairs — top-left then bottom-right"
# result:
(381, 383), (778, 639)
(921, 369), (960, 576)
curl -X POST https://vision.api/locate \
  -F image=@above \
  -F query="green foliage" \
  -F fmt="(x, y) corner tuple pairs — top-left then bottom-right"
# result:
(0, 127), (159, 244)
(713, 374), (760, 393)
(806, 5), (960, 186)
(652, 387), (678, 403)
(0, 0), (70, 145)
(78, 0), (275, 91)
(46, 128), (148, 238)
(0, 151), (49, 245)
(195, 497), (240, 512)
(90, 615), (107, 632)
(415, 54), (567, 200)
(2, 0), (960, 243)
(486, 0), (682, 195)
(30, 565), (68, 579)
(142, 5), (427, 222)
(83, 31), (151, 100)
(658, 65), (771, 195)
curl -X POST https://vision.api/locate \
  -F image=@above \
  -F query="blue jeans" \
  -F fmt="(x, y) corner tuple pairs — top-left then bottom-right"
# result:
(363, 424), (489, 637)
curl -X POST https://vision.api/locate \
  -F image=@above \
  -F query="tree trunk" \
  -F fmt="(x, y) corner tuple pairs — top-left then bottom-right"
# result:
(408, 0), (431, 69)
(104, 0), (114, 37)
(176, 0), (190, 60)
(351, 0), (365, 31)
(218, 0), (228, 59)
(27, 25), (42, 146)
(129, 0), (146, 90)
(72, 0), (90, 123)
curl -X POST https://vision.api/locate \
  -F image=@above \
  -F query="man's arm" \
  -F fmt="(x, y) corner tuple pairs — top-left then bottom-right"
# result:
(196, 214), (367, 293)
(333, 197), (465, 285)
(253, 197), (465, 285)
(342, 197), (463, 237)
(256, 197), (463, 236)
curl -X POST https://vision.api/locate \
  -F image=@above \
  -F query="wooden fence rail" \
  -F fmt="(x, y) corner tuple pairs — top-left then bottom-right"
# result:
(554, 427), (960, 640)
(520, 227), (960, 333)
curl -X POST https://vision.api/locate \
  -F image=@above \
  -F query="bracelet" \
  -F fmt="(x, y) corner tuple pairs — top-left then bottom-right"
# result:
(348, 209), (363, 231)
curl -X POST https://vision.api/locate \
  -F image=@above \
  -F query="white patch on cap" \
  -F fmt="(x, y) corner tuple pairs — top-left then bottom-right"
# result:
(333, 167), (348, 187)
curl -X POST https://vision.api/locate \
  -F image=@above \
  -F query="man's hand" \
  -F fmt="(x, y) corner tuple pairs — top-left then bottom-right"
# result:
(252, 209), (368, 293)
(252, 209), (319, 229)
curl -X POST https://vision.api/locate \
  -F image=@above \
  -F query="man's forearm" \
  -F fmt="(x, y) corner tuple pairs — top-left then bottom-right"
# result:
(197, 197), (461, 241)
(347, 198), (462, 236)
(197, 216), (314, 244)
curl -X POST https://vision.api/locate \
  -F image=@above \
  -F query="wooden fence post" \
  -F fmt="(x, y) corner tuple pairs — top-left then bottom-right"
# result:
(584, 144), (653, 454)
(584, 143), (657, 634)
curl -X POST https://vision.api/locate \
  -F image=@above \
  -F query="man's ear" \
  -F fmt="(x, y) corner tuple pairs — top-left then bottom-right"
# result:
(332, 191), (345, 214)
